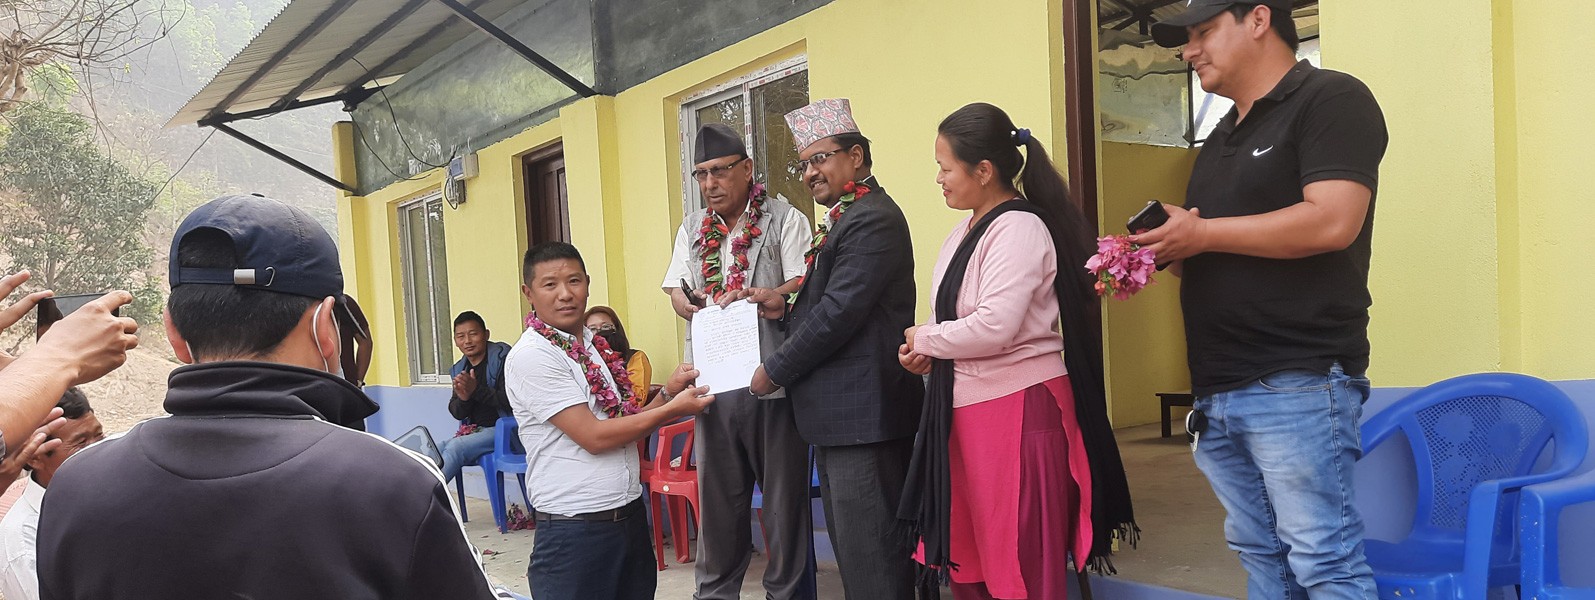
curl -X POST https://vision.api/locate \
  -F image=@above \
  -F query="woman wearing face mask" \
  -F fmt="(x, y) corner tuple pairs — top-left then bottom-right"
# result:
(897, 103), (1138, 599)
(584, 306), (653, 402)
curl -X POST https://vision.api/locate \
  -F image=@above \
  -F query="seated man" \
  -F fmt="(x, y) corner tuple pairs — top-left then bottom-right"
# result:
(442, 310), (512, 483)
(37, 194), (496, 599)
(0, 387), (103, 600)
(507, 241), (713, 600)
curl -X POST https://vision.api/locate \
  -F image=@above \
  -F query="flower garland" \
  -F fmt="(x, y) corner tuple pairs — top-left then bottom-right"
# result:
(1084, 235), (1157, 300)
(698, 183), (768, 302)
(789, 180), (870, 305)
(524, 310), (641, 419)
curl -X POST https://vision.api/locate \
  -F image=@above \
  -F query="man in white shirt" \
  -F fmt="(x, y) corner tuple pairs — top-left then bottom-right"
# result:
(0, 387), (103, 600)
(661, 123), (816, 600)
(507, 241), (713, 600)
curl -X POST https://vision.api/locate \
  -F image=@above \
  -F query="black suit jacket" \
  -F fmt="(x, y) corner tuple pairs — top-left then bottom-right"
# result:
(764, 178), (924, 446)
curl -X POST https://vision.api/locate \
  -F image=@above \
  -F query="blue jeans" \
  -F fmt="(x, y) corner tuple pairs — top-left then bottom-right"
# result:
(527, 501), (656, 600)
(440, 427), (495, 483)
(1193, 364), (1376, 599)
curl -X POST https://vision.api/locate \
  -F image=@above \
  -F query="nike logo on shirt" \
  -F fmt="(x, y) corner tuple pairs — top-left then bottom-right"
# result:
(1252, 146), (1274, 157)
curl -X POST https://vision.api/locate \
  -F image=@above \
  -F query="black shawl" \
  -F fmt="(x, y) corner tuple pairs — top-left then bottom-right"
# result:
(899, 200), (1138, 596)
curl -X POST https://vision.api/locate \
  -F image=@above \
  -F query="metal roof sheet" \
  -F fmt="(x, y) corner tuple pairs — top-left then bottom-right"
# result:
(167, 0), (526, 127)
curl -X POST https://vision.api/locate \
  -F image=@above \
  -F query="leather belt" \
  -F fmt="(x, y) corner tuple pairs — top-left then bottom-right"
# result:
(532, 497), (644, 523)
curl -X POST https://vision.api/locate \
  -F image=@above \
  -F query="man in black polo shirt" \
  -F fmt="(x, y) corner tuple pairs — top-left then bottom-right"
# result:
(1139, 1), (1387, 597)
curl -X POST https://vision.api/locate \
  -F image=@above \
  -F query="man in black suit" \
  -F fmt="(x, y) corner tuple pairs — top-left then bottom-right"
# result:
(747, 98), (922, 600)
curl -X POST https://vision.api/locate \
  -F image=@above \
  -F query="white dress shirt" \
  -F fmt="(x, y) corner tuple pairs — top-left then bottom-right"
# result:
(0, 479), (45, 600)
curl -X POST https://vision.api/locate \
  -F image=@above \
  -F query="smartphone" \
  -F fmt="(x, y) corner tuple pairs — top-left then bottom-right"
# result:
(1127, 200), (1171, 234)
(679, 279), (705, 308)
(36, 293), (117, 338)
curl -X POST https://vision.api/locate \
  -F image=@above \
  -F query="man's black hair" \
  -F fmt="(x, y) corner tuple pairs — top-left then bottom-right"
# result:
(521, 242), (587, 284)
(829, 133), (873, 168)
(57, 387), (92, 419)
(1227, 3), (1299, 52)
(168, 228), (318, 360)
(453, 311), (486, 331)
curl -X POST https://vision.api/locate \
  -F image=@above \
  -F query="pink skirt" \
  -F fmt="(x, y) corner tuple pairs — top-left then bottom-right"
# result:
(917, 376), (1094, 600)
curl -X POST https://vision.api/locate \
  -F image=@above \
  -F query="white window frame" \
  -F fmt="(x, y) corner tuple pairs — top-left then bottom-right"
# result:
(678, 57), (809, 218)
(397, 193), (452, 384)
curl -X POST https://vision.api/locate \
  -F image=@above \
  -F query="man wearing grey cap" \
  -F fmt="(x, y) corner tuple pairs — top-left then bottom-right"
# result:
(36, 195), (498, 599)
(660, 123), (814, 599)
(1136, 1), (1386, 597)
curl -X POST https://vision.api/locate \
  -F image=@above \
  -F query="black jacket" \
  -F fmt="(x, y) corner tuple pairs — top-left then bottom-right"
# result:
(764, 178), (924, 446)
(37, 362), (496, 600)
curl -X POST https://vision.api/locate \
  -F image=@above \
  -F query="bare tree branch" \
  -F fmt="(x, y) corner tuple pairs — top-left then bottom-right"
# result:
(0, 0), (175, 113)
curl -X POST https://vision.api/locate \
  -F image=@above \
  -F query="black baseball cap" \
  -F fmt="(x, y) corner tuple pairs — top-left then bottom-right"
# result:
(1151, 0), (1293, 48)
(170, 194), (351, 314)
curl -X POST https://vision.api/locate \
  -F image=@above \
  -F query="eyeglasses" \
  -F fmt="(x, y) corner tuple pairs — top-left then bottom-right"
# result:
(691, 158), (747, 182)
(789, 149), (843, 173)
(591, 323), (617, 333)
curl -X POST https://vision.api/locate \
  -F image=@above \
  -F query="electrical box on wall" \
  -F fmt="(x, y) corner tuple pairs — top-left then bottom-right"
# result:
(448, 153), (479, 180)
(442, 153), (477, 209)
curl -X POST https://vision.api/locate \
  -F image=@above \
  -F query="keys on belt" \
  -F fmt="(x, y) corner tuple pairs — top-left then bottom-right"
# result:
(1186, 408), (1208, 454)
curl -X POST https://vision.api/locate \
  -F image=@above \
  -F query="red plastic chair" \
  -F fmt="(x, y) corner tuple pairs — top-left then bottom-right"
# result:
(636, 386), (669, 568)
(647, 417), (699, 567)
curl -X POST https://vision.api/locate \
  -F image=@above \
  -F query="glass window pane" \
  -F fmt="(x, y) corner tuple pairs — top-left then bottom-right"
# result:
(425, 199), (451, 377)
(696, 96), (745, 134)
(751, 70), (812, 218)
(404, 204), (436, 378)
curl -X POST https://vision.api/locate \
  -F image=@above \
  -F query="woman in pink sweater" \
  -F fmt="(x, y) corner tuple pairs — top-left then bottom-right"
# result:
(899, 103), (1135, 599)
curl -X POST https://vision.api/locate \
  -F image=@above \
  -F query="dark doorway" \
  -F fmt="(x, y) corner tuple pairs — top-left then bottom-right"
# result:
(524, 144), (569, 245)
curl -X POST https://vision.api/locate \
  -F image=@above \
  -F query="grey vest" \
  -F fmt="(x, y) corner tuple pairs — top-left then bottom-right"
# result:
(680, 196), (806, 396)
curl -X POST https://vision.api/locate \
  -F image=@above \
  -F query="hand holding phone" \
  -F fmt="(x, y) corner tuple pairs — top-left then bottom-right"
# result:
(1127, 201), (1174, 272)
(1127, 200), (1171, 234)
(37, 293), (120, 339)
(679, 279), (706, 308)
(29, 291), (139, 386)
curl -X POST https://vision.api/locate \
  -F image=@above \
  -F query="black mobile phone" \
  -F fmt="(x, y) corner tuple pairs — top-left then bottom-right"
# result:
(36, 293), (117, 338)
(679, 279), (705, 308)
(1127, 200), (1170, 234)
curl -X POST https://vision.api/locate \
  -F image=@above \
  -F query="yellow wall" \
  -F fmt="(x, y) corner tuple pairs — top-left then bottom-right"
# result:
(1325, 0), (1506, 386)
(1507, 0), (1595, 379)
(337, 0), (1071, 387)
(1098, 142), (1196, 426)
(1320, 0), (1595, 386)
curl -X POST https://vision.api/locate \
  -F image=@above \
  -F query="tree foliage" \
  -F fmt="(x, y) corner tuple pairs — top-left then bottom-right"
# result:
(0, 101), (162, 324)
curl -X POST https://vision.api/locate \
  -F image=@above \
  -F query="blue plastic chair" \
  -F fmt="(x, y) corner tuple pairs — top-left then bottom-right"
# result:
(1361, 373), (1588, 599)
(486, 416), (528, 533)
(454, 451), (494, 523)
(1519, 467), (1595, 598)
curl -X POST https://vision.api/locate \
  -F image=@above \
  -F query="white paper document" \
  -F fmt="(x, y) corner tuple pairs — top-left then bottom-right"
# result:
(689, 301), (761, 394)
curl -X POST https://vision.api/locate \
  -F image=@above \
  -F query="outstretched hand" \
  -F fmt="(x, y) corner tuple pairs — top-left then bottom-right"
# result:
(30, 291), (139, 386)
(0, 407), (66, 483)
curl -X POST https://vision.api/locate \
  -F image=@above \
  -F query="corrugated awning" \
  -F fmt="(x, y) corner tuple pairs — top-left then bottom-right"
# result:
(169, 0), (597, 190)
(169, 0), (530, 127)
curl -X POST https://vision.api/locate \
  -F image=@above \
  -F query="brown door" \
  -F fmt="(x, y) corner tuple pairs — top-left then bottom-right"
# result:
(525, 145), (569, 245)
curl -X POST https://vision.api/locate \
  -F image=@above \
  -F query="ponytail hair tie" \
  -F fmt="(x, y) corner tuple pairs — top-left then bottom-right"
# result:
(1011, 128), (1031, 146)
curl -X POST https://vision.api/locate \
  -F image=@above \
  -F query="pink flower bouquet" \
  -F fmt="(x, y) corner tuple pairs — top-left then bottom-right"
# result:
(1085, 235), (1157, 300)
